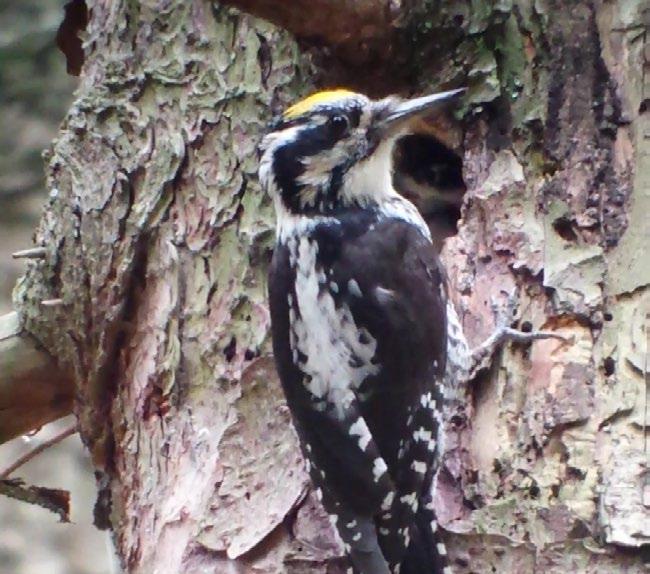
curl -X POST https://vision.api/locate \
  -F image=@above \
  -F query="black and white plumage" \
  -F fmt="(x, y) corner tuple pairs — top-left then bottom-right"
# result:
(260, 89), (464, 574)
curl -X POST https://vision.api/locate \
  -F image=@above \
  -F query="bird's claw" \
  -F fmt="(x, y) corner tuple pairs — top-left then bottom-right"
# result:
(467, 292), (572, 378)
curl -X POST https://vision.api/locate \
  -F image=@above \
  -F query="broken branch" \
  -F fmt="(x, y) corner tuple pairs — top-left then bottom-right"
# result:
(0, 312), (74, 444)
(218, 0), (399, 65)
(12, 247), (47, 260)
(0, 424), (78, 479)
(0, 478), (70, 522)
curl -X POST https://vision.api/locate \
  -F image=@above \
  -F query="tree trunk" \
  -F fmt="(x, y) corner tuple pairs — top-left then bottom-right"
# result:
(9, 0), (648, 572)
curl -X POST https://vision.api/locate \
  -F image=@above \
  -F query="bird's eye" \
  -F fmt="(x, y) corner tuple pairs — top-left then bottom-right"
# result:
(328, 114), (349, 138)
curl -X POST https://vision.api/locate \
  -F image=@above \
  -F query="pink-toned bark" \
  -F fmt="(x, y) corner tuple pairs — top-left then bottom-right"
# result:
(9, 0), (647, 572)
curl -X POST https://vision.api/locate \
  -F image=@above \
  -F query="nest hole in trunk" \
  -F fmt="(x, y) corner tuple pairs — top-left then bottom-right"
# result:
(393, 133), (466, 251)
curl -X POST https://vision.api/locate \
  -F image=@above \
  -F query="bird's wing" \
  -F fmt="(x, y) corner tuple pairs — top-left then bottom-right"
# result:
(268, 239), (396, 516)
(324, 216), (447, 463)
(268, 216), (448, 571)
(325, 217), (447, 570)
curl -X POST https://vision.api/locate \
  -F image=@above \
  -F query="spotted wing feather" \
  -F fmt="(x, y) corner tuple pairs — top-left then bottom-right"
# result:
(322, 216), (447, 571)
(269, 214), (448, 573)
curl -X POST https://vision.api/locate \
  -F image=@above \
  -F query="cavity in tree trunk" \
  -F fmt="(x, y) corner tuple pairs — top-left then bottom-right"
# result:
(4, 1), (648, 572)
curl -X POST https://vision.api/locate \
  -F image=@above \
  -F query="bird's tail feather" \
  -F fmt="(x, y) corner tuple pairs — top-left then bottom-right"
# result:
(400, 506), (450, 574)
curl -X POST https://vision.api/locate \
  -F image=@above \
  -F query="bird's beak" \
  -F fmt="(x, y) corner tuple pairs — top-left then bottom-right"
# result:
(375, 88), (466, 136)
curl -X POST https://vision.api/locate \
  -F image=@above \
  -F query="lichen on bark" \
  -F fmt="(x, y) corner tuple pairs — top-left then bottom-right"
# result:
(433, 1), (648, 570)
(9, 0), (649, 572)
(13, 2), (327, 571)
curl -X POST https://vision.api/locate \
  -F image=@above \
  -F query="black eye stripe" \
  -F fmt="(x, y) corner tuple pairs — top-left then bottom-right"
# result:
(268, 100), (365, 215)
(271, 122), (341, 208)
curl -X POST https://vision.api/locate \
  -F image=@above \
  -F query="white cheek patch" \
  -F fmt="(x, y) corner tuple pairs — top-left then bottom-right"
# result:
(299, 142), (349, 186)
(341, 139), (431, 238)
(340, 139), (393, 207)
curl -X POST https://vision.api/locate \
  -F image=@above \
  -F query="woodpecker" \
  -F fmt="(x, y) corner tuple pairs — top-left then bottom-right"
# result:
(260, 88), (464, 574)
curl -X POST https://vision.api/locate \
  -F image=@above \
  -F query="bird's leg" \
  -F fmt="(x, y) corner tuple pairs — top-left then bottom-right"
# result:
(466, 291), (570, 380)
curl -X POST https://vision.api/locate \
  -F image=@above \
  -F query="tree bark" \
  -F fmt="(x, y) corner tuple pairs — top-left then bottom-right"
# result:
(10, 0), (648, 572)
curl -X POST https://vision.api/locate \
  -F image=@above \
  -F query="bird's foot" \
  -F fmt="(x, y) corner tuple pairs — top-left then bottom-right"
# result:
(466, 291), (571, 379)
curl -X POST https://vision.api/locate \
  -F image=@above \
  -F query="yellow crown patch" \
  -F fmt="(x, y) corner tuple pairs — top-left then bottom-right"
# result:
(283, 89), (356, 120)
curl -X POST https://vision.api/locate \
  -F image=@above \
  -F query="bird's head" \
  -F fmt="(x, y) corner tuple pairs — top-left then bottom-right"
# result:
(258, 88), (465, 220)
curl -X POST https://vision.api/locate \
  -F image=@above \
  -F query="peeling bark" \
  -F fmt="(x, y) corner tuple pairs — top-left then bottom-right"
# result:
(431, 0), (649, 568)
(11, 0), (648, 572)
